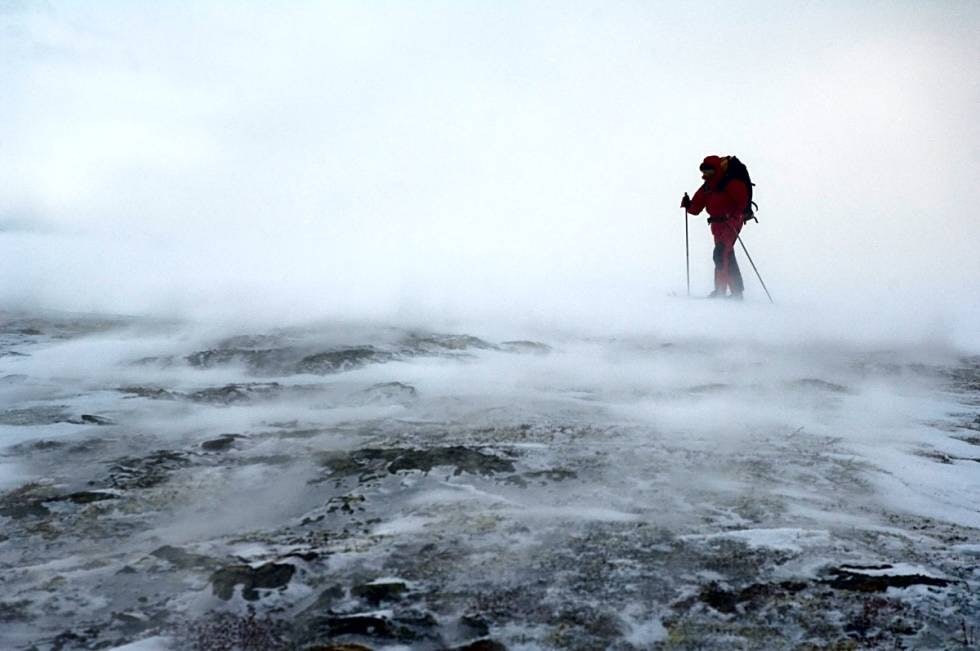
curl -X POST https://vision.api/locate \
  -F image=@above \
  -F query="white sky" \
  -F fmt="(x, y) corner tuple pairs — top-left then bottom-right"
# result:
(1, 1), (978, 337)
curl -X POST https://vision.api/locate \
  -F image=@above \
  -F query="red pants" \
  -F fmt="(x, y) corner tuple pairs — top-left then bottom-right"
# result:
(710, 219), (744, 295)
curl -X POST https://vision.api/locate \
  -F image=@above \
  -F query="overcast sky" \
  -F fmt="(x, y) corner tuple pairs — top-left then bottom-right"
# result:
(1, 1), (978, 339)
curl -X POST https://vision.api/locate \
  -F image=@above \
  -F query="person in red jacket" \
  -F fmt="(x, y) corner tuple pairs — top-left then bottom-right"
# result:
(681, 155), (748, 298)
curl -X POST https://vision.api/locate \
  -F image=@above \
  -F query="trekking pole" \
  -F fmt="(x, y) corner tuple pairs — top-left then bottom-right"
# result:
(735, 232), (774, 304)
(683, 195), (690, 297)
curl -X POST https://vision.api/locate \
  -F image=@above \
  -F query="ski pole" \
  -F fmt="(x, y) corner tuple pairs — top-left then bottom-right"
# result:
(683, 195), (690, 297)
(735, 232), (774, 304)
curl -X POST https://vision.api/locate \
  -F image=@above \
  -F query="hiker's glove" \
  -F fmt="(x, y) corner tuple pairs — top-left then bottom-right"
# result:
(680, 194), (691, 209)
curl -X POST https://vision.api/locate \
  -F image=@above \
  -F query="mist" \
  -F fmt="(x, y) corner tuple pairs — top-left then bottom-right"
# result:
(2, 1), (978, 345)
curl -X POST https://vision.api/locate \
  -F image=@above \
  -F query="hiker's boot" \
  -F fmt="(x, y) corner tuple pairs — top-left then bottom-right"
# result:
(707, 290), (725, 299)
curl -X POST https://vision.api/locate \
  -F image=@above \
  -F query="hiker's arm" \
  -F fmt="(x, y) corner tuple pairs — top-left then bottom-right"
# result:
(686, 185), (708, 216)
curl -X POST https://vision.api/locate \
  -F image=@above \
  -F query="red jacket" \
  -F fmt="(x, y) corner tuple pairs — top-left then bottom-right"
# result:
(687, 155), (749, 241)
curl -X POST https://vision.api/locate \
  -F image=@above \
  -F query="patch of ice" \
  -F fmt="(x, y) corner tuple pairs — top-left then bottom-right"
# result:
(841, 563), (946, 579)
(624, 616), (668, 645)
(372, 515), (431, 536)
(952, 543), (980, 555)
(682, 528), (831, 552)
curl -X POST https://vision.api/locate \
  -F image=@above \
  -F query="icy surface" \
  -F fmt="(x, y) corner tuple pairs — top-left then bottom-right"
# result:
(0, 312), (978, 649)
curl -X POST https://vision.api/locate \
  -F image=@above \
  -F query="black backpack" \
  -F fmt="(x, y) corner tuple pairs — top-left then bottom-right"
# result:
(716, 156), (758, 223)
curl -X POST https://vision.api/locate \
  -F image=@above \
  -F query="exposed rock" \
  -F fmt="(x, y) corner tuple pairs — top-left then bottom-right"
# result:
(211, 562), (296, 601)
(500, 340), (551, 354)
(304, 609), (437, 643)
(404, 333), (498, 352)
(44, 490), (118, 505)
(296, 347), (393, 374)
(307, 614), (397, 639)
(790, 378), (851, 393)
(348, 382), (418, 406)
(321, 446), (517, 480)
(697, 580), (809, 614)
(74, 414), (115, 426)
(0, 350), (29, 358)
(150, 545), (220, 571)
(0, 406), (72, 426)
(351, 580), (407, 605)
(9, 439), (67, 453)
(107, 450), (194, 489)
(201, 434), (242, 451)
(119, 386), (179, 400)
(688, 383), (730, 394)
(823, 565), (950, 592)
(182, 610), (287, 650)
(0, 599), (31, 623)
(188, 383), (282, 405)
(185, 347), (297, 375)
(386, 446), (515, 476)
(452, 641), (508, 651)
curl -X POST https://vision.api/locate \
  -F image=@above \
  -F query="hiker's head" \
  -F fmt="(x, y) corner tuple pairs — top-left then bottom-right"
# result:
(700, 155), (724, 182)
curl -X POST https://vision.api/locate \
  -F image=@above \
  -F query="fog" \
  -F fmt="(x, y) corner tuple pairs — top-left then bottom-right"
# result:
(2, 1), (979, 346)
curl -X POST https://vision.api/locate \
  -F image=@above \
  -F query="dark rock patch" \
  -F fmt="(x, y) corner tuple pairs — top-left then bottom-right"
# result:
(0, 483), (56, 519)
(321, 446), (516, 480)
(0, 406), (72, 426)
(44, 490), (118, 505)
(181, 609), (288, 650)
(823, 565), (950, 592)
(0, 350), (29, 358)
(0, 599), (32, 623)
(107, 450), (194, 489)
(351, 580), (407, 606)
(326, 494), (366, 514)
(119, 386), (179, 400)
(76, 414), (115, 426)
(688, 383), (730, 394)
(201, 434), (243, 451)
(524, 468), (577, 483)
(150, 545), (220, 571)
(386, 447), (516, 476)
(452, 641), (508, 651)
(0, 498), (50, 519)
(187, 383), (282, 405)
(185, 347), (298, 375)
(790, 378), (851, 393)
(404, 333), (498, 352)
(500, 340), (551, 354)
(211, 562), (296, 601)
(304, 609), (437, 643)
(9, 439), (67, 453)
(349, 382), (418, 405)
(296, 347), (394, 374)
(697, 580), (809, 614)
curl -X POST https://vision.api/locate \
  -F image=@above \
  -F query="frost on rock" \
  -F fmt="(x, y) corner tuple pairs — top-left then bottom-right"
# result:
(0, 315), (978, 650)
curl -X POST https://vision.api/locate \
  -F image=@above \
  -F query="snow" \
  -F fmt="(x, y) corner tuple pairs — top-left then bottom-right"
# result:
(105, 636), (173, 651)
(681, 528), (833, 552)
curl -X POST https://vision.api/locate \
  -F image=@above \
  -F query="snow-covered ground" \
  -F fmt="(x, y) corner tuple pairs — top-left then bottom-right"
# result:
(1, 310), (978, 650)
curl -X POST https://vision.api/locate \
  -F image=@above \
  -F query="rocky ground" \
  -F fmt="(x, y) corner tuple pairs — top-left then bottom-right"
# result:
(0, 313), (978, 650)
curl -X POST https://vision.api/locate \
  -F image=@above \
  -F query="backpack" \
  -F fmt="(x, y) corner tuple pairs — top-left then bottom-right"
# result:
(717, 156), (758, 223)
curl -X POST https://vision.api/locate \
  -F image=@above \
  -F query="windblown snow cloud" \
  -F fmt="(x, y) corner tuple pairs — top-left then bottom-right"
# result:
(1, 2), (978, 341)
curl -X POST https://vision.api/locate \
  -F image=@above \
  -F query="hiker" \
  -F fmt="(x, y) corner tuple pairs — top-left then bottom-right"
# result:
(681, 155), (748, 299)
